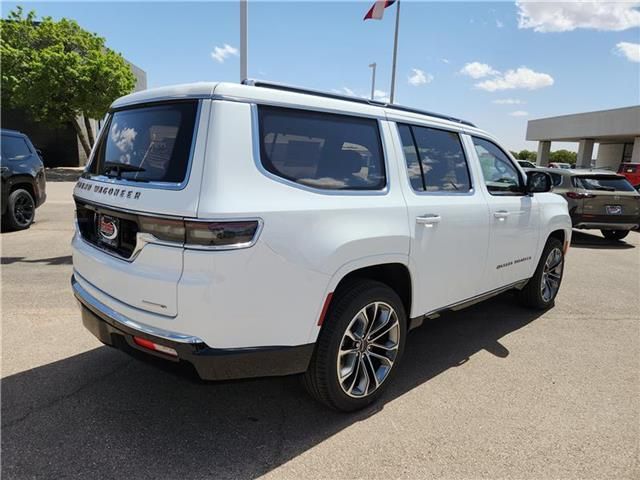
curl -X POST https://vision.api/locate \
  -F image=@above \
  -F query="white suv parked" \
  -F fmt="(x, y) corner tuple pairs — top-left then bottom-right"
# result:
(72, 81), (571, 411)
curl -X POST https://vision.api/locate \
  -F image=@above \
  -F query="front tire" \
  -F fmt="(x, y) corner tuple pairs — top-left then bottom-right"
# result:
(303, 279), (407, 411)
(601, 229), (629, 241)
(518, 237), (564, 310)
(4, 189), (35, 231)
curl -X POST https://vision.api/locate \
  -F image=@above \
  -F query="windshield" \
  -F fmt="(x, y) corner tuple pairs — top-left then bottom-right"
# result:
(90, 101), (198, 183)
(574, 175), (636, 192)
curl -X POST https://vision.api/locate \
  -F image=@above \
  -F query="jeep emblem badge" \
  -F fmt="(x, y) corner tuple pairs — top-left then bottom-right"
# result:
(98, 215), (118, 241)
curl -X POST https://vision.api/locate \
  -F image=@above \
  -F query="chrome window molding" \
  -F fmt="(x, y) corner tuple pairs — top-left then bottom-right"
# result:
(72, 273), (203, 343)
(249, 104), (391, 197)
(81, 100), (203, 192)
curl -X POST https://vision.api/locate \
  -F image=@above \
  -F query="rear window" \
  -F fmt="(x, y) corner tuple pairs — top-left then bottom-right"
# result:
(619, 164), (639, 173)
(258, 106), (386, 190)
(90, 101), (198, 184)
(1, 135), (32, 161)
(573, 175), (636, 192)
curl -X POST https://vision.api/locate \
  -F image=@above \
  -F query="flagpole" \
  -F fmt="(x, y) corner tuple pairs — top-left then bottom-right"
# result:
(389, 0), (401, 103)
(240, 0), (248, 82)
(369, 62), (377, 100)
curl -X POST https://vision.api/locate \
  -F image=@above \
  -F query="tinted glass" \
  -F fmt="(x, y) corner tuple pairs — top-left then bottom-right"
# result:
(258, 106), (385, 190)
(472, 137), (522, 194)
(397, 124), (423, 191)
(550, 173), (563, 186)
(573, 175), (636, 192)
(92, 101), (198, 183)
(1, 135), (31, 161)
(399, 124), (471, 192)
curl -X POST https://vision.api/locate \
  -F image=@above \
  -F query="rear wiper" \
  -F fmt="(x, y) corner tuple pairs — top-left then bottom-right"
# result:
(103, 162), (146, 180)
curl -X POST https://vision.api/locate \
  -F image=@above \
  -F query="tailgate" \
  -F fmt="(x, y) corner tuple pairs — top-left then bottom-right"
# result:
(71, 99), (211, 316)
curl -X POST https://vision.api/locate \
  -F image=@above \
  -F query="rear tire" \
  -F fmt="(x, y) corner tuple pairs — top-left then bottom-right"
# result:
(601, 229), (629, 241)
(517, 237), (564, 310)
(3, 189), (35, 231)
(303, 279), (407, 411)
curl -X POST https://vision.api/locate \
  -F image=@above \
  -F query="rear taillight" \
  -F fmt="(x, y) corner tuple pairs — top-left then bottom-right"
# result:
(566, 191), (595, 199)
(185, 220), (260, 248)
(138, 216), (261, 249)
(138, 216), (185, 243)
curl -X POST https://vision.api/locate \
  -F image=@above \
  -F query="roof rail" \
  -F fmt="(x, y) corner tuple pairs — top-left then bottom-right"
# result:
(242, 79), (476, 128)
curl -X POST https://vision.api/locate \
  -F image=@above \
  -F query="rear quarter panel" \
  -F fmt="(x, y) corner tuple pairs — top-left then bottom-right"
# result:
(188, 101), (410, 347)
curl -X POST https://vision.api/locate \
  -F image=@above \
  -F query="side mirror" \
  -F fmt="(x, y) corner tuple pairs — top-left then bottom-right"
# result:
(526, 171), (552, 194)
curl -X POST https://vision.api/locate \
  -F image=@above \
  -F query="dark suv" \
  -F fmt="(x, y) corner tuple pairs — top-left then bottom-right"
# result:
(1, 129), (47, 230)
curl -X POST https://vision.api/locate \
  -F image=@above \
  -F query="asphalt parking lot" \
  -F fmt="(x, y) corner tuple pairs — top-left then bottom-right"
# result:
(2, 182), (639, 480)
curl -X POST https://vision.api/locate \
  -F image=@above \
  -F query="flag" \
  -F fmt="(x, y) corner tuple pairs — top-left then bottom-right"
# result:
(363, 0), (396, 21)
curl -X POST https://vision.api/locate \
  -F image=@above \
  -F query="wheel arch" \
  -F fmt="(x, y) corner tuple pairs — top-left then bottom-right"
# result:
(307, 255), (413, 344)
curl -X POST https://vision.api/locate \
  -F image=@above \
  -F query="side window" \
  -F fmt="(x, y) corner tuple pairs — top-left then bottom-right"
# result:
(398, 123), (471, 192)
(1, 135), (32, 161)
(472, 137), (523, 195)
(258, 106), (386, 190)
(550, 173), (562, 187)
(397, 125), (424, 191)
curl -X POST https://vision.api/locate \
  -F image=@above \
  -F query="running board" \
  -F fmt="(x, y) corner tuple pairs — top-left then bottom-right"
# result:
(408, 279), (529, 331)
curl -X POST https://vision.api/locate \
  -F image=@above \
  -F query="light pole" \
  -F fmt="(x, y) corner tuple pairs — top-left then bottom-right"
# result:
(369, 62), (377, 100)
(240, 0), (248, 82)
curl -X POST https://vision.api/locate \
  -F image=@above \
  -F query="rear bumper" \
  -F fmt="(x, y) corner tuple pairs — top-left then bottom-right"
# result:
(72, 275), (314, 381)
(571, 214), (640, 231)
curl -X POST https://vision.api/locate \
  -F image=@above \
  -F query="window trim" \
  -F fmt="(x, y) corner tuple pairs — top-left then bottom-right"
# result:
(471, 135), (526, 196)
(396, 122), (475, 196)
(253, 104), (390, 195)
(82, 99), (202, 191)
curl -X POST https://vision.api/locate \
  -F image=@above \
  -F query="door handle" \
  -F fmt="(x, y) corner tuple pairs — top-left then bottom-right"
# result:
(416, 214), (441, 226)
(494, 210), (510, 219)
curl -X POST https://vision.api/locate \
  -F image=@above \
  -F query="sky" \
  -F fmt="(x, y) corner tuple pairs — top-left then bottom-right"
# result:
(2, 0), (640, 151)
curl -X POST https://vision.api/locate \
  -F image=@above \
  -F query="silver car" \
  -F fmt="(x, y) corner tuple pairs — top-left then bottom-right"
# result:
(527, 167), (640, 241)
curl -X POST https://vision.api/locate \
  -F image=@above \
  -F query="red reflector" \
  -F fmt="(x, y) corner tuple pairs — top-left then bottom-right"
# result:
(133, 336), (178, 357)
(317, 292), (334, 326)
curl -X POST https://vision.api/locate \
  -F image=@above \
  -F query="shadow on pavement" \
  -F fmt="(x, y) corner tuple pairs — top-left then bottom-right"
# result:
(0, 255), (73, 266)
(1, 293), (545, 479)
(570, 230), (635, 250)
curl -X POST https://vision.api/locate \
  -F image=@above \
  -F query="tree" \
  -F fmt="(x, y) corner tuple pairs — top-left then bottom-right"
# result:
(1, 7), (136, 157)
(516, 150), (537, 161)
(549, 149), (577, 165)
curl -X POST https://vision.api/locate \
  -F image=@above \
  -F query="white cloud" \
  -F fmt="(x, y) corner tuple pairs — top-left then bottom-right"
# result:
(614, 41), (640, 62)
(493, 98), (526, 105)
(211, 44), (238, 63)
(373, 89), (390, 102)
(496, 19), (504, 28)
(516, 0), (640, 32)
(332, 87), (389, 102)
(509, 110), (529, 117)
(475, 67), (554, 91)
(408, 68), (433, 86)
(460, 62), (500, 79)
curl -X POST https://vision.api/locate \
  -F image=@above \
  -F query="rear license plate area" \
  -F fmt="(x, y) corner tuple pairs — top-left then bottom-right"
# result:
(606, 205), (622, 215)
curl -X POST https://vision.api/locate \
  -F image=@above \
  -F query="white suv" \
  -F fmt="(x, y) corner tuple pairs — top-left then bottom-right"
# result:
(72, 81), (571, 411)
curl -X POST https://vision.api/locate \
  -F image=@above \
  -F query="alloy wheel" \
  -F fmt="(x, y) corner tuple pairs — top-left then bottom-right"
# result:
(336, 301), (400, 398)
(14, 193), (35, 227)
(541, 247), (563, 303)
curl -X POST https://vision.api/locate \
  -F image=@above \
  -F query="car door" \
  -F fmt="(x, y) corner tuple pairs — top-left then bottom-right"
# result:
(468, 136), (540, 291)
(395, 122), (490, 317)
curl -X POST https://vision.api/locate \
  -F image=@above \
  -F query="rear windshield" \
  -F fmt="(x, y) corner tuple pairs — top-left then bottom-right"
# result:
(90, 101), (198, 184)
(619, 164), (638, 173)
(573, 175), (636, 192)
